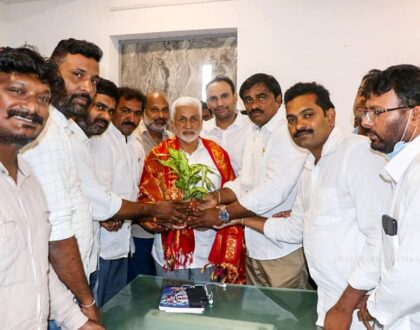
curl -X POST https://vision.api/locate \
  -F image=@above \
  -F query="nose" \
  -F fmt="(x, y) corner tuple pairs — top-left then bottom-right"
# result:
(216, 97), (224, 107)
(361, 114), (373, 129)
(22, 94), (39, 113)
(157, 109), (166, 118)
(81, 78), (96, 97)
(126, 111), (135, 122)
(295, 116), (308, 131)
(102, 111), (111, 123)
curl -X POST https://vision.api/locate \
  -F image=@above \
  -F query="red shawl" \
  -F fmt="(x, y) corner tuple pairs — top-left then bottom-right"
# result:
(139, 137), (246, 284)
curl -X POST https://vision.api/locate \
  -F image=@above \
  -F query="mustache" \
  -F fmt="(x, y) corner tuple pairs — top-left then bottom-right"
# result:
(293, 128), (314, 138)
(122, 121), (136, 127)
(93, 118), (109, 127)
(249, 108), (263, 116)
(70, 92), (92, 104)
(6, 108), (44, 125)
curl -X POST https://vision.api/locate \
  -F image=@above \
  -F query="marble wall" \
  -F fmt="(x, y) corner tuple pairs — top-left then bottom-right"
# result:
(120, 35), (237, 104)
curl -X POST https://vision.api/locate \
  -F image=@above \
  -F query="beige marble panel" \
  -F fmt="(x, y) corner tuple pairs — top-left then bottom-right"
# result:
(121, 36), (237, 103)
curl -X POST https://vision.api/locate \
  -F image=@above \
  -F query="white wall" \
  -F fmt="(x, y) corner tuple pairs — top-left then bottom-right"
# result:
(2, 0), (420, 132)
(0, 3), (8, 43)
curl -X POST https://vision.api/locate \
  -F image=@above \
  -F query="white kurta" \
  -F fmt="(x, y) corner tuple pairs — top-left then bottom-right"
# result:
(367, 136), (420, 329)
(201, 113), (252, 176)
(90, 123), (145, 260)
(263, 128), (391, 328)
(224, 109), (307, 260)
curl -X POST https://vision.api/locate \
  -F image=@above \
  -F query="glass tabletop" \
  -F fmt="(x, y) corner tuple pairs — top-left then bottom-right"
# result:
(102, 275), (318, 330)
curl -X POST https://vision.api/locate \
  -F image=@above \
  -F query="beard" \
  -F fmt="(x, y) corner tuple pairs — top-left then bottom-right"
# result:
(143, 114), (167, 133)
(0, 127), (37, 147)
(177, 129), (200, 144)
(54, 91), (92, 119)
(0, 108), (45, 147)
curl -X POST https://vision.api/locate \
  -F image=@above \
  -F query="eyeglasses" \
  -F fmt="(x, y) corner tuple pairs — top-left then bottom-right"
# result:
(362, 106), (411, 123)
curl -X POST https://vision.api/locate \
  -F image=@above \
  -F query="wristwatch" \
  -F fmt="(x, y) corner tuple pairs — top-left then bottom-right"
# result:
(218, 205), (230, 223)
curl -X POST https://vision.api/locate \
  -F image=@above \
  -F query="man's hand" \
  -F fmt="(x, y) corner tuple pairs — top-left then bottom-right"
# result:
(80, 305), (100, 323)
(197, 194), (218, 210)
(79, 320), (105, 330)
(152, 200), (191, 225)
(188, 208), (221, 229)
(324, 304), (353, 330)
(213, 218), (241, 230)
(100, 219), (124, 232)
(272, 210), (291, 218)
(357, 295), (374, 330)
(141, 219), (186, 232)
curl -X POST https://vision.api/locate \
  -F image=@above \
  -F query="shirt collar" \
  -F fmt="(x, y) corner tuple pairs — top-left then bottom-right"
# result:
(254, 108), (286, 133)
(51, 106), (71, 129)
(382, 135), (420, 184)
(110, 123), (136, 143)
(0, 154), (31, 179)
(68, 119), (89, 143)
(305, 127), (343, 169)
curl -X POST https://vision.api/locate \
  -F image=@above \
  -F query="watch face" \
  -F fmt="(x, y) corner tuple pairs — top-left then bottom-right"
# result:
(219, 208), (229, 223)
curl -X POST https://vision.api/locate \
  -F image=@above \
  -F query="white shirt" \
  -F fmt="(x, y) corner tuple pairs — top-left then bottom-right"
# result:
(152, 139), (222, 268)
(224, 109), (307, 260)
(66, 120), (122, 272)
(0, 156), (88, 330)
(90, 123), (146, 260)
(263, 128), (391, 327)
(22, 108), (93, 277)
(201, 113), (252, 175)
(367, 136), (420, 329)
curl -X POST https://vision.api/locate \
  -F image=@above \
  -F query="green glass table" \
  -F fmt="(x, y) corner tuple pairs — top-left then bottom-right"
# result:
(102, 275), (318, 330)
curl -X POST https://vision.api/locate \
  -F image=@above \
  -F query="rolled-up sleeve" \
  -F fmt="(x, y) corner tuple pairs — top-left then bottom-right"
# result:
(49, 265), (88, 330)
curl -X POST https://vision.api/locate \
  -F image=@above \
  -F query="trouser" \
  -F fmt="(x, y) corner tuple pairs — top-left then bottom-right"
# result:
(127, 237), (155, 283)
(246, 247), (308, 288)
(96, 257), (128, 307)
(154, 261), (213, 282)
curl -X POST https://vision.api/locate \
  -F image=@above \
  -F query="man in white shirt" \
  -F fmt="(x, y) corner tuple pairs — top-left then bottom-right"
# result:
(0, 45), (101, 330)
(358, 65), (420, 329)
(201, 75), (252, 175)
(139, 97), (245, 283)
(192, 73), (308, 288)
(24, 39), (189, 324)
(23, 38), (104, 323)
(89, 86), (146, 306)
(232, 82), (391, 329)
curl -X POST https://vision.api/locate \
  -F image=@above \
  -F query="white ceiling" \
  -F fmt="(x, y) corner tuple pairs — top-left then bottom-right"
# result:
(0, 0), (43, 4)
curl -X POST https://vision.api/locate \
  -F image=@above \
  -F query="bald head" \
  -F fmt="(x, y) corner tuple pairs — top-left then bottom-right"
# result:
(143, 91), (169, 132)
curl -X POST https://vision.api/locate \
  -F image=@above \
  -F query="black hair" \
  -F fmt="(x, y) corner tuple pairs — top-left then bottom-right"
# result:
(50, 38), (103, 64)
(0, 45), (63, 97)
(284, 82), (335, 113)
(206, 75), (236, 94)
(359, 69), (381, 98)
(364, 64), (420, 108)
(239, 73), (282, 100)
(96, 78), (119, 102)
(118, 86), (147, 112)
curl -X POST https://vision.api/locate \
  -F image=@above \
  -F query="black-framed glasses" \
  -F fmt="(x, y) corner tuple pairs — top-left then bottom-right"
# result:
(362, 106), (411, 122)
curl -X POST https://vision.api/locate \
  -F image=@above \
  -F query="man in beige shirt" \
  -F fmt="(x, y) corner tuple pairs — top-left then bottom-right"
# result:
(0, 46), (101, 329)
